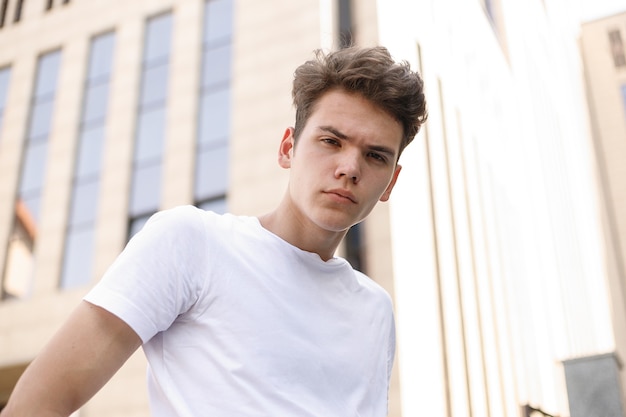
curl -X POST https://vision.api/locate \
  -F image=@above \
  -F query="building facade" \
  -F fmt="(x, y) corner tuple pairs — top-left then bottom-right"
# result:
(0, 0), (622, 416)
(577, 10), (626, 417)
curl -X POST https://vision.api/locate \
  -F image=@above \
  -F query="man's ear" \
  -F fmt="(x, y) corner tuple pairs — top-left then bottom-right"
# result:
(379, 164), (402, 202)
(278, 127), (295, 169)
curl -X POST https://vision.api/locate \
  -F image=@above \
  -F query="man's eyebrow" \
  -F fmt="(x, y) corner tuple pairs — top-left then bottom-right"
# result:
(318, 125), (397, 158)
(319, 125), (348, 139)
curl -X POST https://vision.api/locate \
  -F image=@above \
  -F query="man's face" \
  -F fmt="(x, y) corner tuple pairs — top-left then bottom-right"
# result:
(278, 89), (404, 234)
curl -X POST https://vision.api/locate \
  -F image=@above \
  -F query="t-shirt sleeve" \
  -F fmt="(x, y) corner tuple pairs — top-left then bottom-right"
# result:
(84, 205), (211, 343)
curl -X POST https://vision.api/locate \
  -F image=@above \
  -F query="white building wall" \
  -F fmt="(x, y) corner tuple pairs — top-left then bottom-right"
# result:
(380, 0), (614, 416)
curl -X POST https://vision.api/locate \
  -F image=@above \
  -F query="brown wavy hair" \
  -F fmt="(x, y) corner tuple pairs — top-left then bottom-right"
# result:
(292, 46), (428, 158)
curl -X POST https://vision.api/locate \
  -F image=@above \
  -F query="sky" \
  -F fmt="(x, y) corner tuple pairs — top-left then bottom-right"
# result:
(580, 0), (626, 21)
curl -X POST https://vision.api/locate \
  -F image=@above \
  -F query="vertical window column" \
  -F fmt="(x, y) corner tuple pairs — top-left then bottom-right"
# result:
(194, 0), (233, 213)
(2, 50), (61, 299)
(0, 66), (10, 141)
(60, 32), (115, 289)
(128, 13), (173, 238)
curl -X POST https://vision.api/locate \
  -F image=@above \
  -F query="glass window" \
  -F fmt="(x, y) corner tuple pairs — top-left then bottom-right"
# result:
(201, 43), (231, 88)
(75, 126), (104, 178)
(198, 89), (230, 146)
(0, 66), (10, 137)
(127, 13), (173, 233)
(19, 140), (48, 195)
(82, 82), (110, 125)
(194, 145), (228, 201)
(140, 64), (169, 107)
(135, 106), (165, 163)
(68, 180), (100, 227)
(88, 32), (115, 81)
(34, 51), (62, 98)
(60, 227), (94, 288)
(28, 99), (54, 140)
(203, 0), (233, 45)
(198, 196), (227, 214)
(128, 213), (151, 239)
(194, 0), (232, 207)
(144, 13), (173, 63)
(61, 32), (115, 290)
(129, 163), (162, 217)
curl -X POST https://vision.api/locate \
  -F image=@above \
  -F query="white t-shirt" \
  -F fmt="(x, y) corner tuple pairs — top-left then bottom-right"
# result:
(85, 205), (396, 417)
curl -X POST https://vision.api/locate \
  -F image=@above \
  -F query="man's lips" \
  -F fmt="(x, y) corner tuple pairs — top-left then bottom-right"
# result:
(324, 189), (357, 203)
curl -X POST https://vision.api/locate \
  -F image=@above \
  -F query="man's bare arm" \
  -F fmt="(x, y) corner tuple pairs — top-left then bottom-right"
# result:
(0, 301), (142, 417)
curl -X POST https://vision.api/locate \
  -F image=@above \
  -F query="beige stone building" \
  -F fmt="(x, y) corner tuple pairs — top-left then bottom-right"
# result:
(0, 0), (623, 416)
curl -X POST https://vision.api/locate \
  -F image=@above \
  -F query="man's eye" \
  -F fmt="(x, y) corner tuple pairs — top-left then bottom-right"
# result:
(322, 138), (339, 146)
(368, 152), (386, 162)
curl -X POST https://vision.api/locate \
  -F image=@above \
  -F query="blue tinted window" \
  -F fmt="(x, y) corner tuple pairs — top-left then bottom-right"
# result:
(75, 127), (104, 178)
(199, 197), (227, 214)
(0, 67), (10, 104)
(60, 227), (95, 288)
(68, 180), (99, 227)
(28, 100), (54, 139)
(201, 43), (231, 88)
(203, 0), (233, 45)
(130, 163), (162, 216)
(61, 32), (115, 289)
(128, 13), (173, 231)
(0, 67), (10, 138)
(82, 82), (110, 125)
(88, 32), (115, 81)
(195, 145), (228, 200)
(19, 140), (48, 195)
(34, 51), (61, 98)
(198, 89), (230, 146)
(140, 64), (169, 107)
(145, 13), (172, 63)
(135, 107), (165, 163)
(195, 0), (232, 205)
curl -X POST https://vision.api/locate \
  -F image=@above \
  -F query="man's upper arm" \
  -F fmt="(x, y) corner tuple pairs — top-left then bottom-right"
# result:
(1, 300), (142, 417)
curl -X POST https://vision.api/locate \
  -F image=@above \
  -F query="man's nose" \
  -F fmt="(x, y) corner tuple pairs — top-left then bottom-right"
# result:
(334, 150), (361, 184)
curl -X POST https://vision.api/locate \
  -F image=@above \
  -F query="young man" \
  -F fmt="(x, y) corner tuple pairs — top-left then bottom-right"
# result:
(1, 45), (427, 417)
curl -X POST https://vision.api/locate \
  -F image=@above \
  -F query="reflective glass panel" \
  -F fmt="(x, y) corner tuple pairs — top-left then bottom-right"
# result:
(194, 144), (228, 200)
(135, 107), (165, 163)
(88, 32), (115, 81)
(129, 163), (162, 216)
(60, 227), (94, 288)
(198, 89), (230, 146)
(144, 13), (172, 63)
(203, 0), (233, 44)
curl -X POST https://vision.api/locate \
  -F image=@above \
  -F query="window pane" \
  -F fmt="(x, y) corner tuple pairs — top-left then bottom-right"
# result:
(19, 141), (48, 194)
(76, 126), (104, 179)
(28, 99), (54, 139)
(68, 180), (99, 227)
(198, 197), (227, 214)
(195, 145), (228, 200)
(88, 32), (115, 81)
(83, 82), (110, 125)
(145, 13), (172, 63)
(198, 89), (230, 146)
(0, 67), (10, 108)
(135, 107), (165, 163)
(201, 43), (231, 88)
(34, 50), (61, 98)
(140, 64), (168, 107)
(20, 194), (42, 226)
(204, 0), (233, 44)
(129, 213), (151, 240)
(60, 227), (94, 288)
(130, 163), (162, 216)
